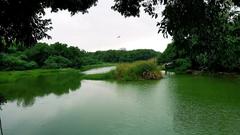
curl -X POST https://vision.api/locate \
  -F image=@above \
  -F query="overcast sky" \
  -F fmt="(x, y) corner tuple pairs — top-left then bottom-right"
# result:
(41, 0), (172, 52)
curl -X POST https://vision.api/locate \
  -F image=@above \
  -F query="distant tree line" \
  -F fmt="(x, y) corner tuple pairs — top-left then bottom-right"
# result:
(88, 49), (158, 63)
(0, 42), (159, 71)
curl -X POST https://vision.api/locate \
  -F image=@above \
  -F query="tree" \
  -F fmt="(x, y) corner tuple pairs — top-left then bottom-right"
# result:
(162, 0), (240, 71)
(0, 0), (98, 52)
(1, 0), (240, 72)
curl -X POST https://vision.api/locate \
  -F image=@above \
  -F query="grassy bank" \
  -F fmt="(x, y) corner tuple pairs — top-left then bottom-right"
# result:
(82, 71), (115, 80)
(0, 61), (162, 83)
(83, 60), (163, 81)
(0, 68), (81, 84)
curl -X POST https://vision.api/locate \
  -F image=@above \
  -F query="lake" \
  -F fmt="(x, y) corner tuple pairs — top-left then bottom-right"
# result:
(0, 69), (240, 135)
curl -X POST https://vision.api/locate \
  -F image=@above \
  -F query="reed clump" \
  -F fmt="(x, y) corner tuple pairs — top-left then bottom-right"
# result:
(115, 60), (162, 81)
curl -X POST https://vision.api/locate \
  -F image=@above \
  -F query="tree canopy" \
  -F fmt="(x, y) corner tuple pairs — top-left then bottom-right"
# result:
(1, 0), (240, 72)
(0, 0), (98, 51)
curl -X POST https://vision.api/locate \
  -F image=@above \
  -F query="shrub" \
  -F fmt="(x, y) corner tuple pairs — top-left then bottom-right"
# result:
(25, 43), (51, 66)
(0, 53), (37, 70)
(24, 61), (38, 69)
(44, 56), (72, 69)
(174, 58), (192, 72)
(82, 56), (101, 66)
(115, 60), (162, 81)
(157, 43), (177, 64)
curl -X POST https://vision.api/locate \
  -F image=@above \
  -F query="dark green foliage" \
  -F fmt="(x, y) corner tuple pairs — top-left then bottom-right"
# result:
(0, 0), (98, 50)
(174, 58), (192, 73)
(111, 0), (240, 72)
(1, 0), (239, 73)
(65, 46), (86, 68)
(157, 43), (176, 64)
(44, 56), (72, 69)
(24, 42), (86, 69)
(93, 49), (159, 63)
(25, 43), (51, 67)
(112, 0), (143, 17)
(161, 1), (240, 72)
(1, 0), (240, 73)
(82, 56), (102, 65)
(0, 42), (84, 70)
(0, 42), (159, 71)
(0, 53), (38, 70)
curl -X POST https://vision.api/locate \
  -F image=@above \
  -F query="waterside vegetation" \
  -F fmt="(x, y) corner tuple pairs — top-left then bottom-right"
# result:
(82, 60), (162, 81)
(0, 42), (159, 71)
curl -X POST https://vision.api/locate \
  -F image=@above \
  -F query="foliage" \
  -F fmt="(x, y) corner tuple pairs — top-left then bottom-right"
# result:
(93, 49), (159, 63)
(157, 43), (177, 64)
(111, 0), (143, 17)
(112, 0), (240, 72)
(49, 43), (86, 68)
(82, 60), (162, 81)
(44, 56), (72, 69)
(0, 53), (38, 70)
(0, 0), (98, 51)
(157, 8), (240, 72)
(174, 58), (192, 73)
(160, 0), (240, 72)
(25, 43), (51, 67)
(1, 0), (240, 73)
(115, 60), (162, 81)
(24, 42), (86, 69)
(0, 42), (160, 71)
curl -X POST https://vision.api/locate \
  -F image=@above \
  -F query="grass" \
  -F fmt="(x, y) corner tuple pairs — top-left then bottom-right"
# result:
(82, 60), (163, 81)
(82, 71), (115, 80)
(0, 61), (162, 83)
(0, 68), (80, 83)
(115, 60), (162, 81)
(0, 63), (115, 83)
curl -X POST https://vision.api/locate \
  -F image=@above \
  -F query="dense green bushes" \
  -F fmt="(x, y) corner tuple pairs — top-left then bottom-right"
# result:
(157, 43), (176, 65)
(0, 53), (37, 70)
(25, 42), (86, 68)
(0, 42), (160, 71)
(92, 49), (159, 63)
(157, 42), (192, 73)
(155, 1), (240, 73)
(174, 58), (192, 73)
(82, 60), (162, 81)
(0, 42), (86, 70)
(44, 56), (72, 69)
(158, 41), (240, 73)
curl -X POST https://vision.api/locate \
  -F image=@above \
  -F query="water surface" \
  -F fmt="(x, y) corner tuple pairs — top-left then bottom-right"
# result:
(82, 66), (116, 75)
(0, 72), (239, 135)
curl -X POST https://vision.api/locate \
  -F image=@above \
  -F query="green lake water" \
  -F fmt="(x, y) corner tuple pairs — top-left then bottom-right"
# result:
(0, 70), (240, 135)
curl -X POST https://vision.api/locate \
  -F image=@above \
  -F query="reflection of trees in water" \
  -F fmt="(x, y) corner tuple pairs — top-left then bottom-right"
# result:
(0, 72), (81, 107)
